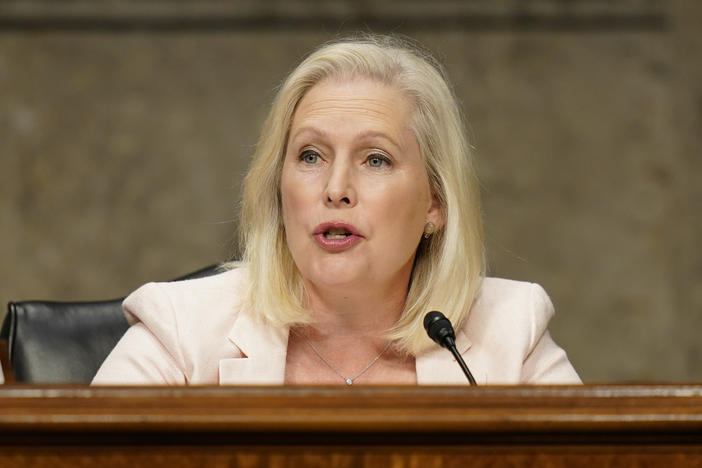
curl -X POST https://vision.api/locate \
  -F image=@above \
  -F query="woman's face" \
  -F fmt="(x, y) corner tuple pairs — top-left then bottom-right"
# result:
(281, 77), (443, 294)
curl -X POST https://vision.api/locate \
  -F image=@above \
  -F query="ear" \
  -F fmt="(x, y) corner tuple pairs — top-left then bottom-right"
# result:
(426, 193), (445, 230)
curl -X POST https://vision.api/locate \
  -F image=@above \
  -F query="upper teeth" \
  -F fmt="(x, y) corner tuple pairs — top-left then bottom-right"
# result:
(325, 228), (350, 239)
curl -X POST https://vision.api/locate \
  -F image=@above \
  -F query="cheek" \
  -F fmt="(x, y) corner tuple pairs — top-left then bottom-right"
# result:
(281, 170), (312, 228)
(280, 171), (297, 227)
(385, 176), (430, 217)
(370, 182), (430, 240)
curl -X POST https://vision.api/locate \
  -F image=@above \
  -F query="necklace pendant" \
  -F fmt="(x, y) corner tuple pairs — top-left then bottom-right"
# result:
(345, 378), (353, 385)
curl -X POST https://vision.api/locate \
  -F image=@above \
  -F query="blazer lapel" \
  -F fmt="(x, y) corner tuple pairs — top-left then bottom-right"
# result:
(416, 329), (480, 385)
(219, 310), (289, 385)
(219, 312), (482, 385)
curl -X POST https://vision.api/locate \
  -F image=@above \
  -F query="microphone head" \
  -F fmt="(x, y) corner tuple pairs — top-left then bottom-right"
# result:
(423, 311), (456, 349)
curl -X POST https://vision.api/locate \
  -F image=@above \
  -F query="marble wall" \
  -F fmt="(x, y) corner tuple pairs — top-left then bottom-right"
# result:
(1, 1), (699, 382)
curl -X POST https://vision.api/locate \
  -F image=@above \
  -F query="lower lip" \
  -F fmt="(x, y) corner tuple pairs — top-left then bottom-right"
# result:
(313, 233), (362, 251)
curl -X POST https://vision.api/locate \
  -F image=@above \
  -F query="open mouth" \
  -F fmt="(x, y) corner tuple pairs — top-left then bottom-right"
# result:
(324, 227), (352, 239)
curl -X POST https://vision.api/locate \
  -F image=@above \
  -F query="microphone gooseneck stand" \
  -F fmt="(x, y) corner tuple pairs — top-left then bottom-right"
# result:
(423, 311), (477, 385)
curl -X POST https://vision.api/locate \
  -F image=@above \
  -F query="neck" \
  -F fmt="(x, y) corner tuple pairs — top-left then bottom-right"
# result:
(301, 277), (408, 342)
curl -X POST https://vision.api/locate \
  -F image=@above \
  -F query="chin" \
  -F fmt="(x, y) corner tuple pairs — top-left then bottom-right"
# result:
(305, 260), (370, 289)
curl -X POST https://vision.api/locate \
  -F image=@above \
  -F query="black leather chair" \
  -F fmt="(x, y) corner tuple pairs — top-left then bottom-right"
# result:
(0, 264), (220, 383)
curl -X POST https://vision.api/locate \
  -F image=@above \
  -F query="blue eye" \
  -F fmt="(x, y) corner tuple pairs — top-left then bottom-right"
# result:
(367, 154), (389, 168)
(300, 150), (319, 164)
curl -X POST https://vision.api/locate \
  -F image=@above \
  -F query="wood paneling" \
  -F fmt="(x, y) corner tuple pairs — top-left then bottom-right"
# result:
(1, 385), (702, 466)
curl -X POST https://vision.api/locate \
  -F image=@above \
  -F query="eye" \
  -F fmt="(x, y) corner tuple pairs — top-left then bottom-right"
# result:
(367, 153), (391, 169)
(299, 149), (320, 165)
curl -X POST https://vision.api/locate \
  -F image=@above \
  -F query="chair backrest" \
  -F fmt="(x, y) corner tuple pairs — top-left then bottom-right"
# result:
(0, 264), (220, 383)
(1, 299), (128, 383)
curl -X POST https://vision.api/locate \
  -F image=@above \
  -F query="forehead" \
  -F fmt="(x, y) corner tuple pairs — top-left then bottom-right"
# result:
(290, 77), (416, 138)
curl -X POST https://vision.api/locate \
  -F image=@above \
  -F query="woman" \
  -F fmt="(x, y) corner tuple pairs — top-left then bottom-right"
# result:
(93, 34), (580, 385)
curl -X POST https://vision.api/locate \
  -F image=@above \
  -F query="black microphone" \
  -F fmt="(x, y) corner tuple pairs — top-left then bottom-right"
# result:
(423, 311), (477, 385)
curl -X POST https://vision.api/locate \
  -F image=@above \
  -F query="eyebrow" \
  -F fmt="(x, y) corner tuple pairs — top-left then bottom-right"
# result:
(357, 130), (402, 151)
(290, 126), (402, 151)
(290, 126), (327, 142)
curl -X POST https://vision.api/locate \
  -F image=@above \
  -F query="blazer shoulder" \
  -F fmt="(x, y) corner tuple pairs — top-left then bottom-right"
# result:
(460, 278), (580, 384)
(466, 277), (556, 352)
(122, 267), (248, 340)
(124, 266), (246, 313)
(475, 277), (554, 317)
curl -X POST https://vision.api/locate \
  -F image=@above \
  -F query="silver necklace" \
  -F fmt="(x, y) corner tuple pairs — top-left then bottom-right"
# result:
(299, 333), (392, 385)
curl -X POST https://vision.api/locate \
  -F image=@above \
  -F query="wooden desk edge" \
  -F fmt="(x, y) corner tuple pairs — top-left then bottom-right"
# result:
(1, 384), (702, 434)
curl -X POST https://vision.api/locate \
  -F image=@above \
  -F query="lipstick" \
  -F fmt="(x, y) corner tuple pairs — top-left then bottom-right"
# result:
(313, 222), (363, 251)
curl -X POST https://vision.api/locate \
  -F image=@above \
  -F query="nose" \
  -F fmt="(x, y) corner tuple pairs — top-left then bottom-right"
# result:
(325, 159), (357, 208)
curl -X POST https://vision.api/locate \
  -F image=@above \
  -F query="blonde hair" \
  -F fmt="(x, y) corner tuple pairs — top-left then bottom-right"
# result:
(235, 34), (484, 355)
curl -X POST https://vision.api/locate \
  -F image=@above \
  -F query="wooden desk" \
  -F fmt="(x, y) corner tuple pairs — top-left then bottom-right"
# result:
(1, 385), (702, 467)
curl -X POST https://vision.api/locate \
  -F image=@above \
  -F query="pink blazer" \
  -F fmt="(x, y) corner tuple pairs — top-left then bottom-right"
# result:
(92, 268), (581, 385)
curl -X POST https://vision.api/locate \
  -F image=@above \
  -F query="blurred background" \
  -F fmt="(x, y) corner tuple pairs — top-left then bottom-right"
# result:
(1, 0), (700, 382)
